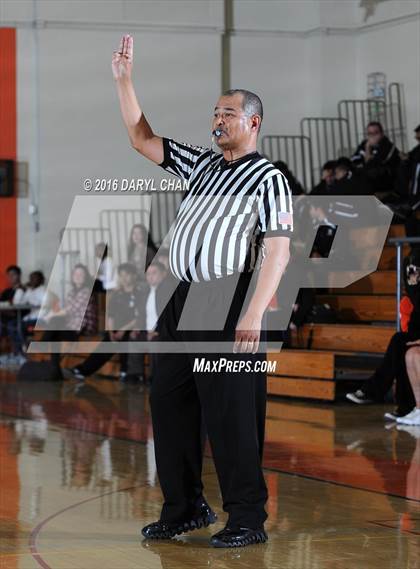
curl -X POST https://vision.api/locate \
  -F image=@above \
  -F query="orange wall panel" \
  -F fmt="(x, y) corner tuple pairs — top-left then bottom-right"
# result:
(0, 28), (17, 289)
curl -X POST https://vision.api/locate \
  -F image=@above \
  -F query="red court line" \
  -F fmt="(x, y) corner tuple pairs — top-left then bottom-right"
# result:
(29, 484), (146, 569)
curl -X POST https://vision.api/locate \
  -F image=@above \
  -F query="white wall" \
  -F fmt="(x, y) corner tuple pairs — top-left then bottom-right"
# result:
(0, 0), (419, 277)
(1, 0), (222, 277)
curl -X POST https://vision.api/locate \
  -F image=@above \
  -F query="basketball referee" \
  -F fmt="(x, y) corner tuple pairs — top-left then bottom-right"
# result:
(113, 35), (293, 548)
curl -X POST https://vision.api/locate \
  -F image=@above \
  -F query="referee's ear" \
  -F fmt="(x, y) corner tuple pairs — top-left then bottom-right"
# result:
(251, 115), (262, 134)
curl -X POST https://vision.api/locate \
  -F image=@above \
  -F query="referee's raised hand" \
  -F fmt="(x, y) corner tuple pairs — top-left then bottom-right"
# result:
(112, 34), (133, 81)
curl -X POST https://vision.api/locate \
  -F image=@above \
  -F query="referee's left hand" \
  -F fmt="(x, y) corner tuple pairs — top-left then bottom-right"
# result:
(234, 312), (262, 354)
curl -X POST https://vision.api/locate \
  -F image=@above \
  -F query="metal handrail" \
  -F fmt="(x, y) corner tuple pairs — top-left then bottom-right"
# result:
(338, 98), (387, 151)
(300, 117), (351, 181)
(388, 82), (407, 153)
(388, 236), (420, 331)
(261, 134), (313, 190)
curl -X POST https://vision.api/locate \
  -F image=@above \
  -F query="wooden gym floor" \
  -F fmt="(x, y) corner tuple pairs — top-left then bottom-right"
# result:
(0, 372), (419, 569)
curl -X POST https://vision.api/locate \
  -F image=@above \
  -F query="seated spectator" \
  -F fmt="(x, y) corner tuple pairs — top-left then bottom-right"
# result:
(0, 265), (26, 365)
(0, 265), (25, 305)
(398, 340), (420, 425)
(127, 224), (158, 281)
(143, 261), (169, 337)
(94, 243), (117, 292)
(308, 200), (337, 258)
(314, 158), (363, 227)
(273, 160), (305, 195)
(346, 251), (420, 419)
(5, 271), (53, 362)
(21, 271), (48, 327)
(41, 264), (97, 377)
(64, 262), (142, 383)
(127, 260), (170, 383)
(396, 124), (420, 244)
(310, 161), (337, 196)
(351, 121), (400, 196)
(330, 157), (369, 197)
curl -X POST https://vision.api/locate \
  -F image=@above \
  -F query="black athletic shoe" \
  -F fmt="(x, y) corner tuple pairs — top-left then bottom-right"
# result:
(63, 367), (85, 381)
(346, 390), (373, 404)
(125, 374), (144, 384)
(210, 526), (268, 548)
(141, 498), (217, 540)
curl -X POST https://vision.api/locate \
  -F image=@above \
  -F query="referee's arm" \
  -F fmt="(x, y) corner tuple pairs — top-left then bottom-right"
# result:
(112, 34), (164, 165)
(234, 236), (290, 354)
(235, 172), (293, 354)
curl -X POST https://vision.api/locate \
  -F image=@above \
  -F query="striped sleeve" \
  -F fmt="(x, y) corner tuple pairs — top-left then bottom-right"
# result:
(257, 172), (293, 237)
(159, 138), (207, 181)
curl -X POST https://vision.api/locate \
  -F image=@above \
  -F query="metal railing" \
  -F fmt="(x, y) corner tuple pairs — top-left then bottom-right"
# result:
(58, 199), (182, 300)
(300, 117), (351, 181)
(99, 208), (150, 264)
(338, 86), (407, 154)
(149, 192), (183, 245)
(388, 236), (420, 331)
(338, 99), (387, 153)
(388, 82), (407, 152)
(261, 134), (313, 191)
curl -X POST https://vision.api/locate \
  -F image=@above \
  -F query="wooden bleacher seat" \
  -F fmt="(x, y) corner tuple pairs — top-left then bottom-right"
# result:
(266, 223), (406, 401)
(328, 270), (396, 295)
(316, 294), (396, 322)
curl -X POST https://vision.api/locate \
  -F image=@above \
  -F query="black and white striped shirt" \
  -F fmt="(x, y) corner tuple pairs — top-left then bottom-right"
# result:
(160, 138), (293, 282)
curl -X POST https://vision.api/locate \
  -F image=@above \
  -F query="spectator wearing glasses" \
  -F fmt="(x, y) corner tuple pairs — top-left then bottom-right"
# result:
(351, 121), (400, 198)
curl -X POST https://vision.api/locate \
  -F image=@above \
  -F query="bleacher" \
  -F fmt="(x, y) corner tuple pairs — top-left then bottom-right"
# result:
(265, 219), (418, 401)
(23, 222), (401, 400)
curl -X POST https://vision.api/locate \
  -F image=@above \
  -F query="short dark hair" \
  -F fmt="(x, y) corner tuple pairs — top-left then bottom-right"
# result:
(6, 265), (21, 276)
(322, 160), (337, 171)
(367, 121), (384, 133)
(30, 271), (45, 286)
(335, 157), (352, 172)
(414, 124), (420, 133)
(223, 89), (263, 130)
(117, 262), (137, 276)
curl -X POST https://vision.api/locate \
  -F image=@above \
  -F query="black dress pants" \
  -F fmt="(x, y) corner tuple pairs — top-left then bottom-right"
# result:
(362, 331), (416, 413)
(76, 331), (130, 376)
(150, 272), (268, 529)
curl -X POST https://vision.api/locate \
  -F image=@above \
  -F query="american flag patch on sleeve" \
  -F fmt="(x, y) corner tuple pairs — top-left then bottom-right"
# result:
(278, 212), (293, 225)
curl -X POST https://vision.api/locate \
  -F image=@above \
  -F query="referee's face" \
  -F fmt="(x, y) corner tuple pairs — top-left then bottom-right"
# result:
(213, 94), (258, 151)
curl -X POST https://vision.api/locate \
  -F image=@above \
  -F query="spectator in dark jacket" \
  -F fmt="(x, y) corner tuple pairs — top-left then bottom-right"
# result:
(310, 161), (337, 196)
(0, 265), (25, 305)
(397, 125), (420, 244)
(346, 250), (420, 418)
(0, 265), (26, 366)
(351, 121), (400, 196)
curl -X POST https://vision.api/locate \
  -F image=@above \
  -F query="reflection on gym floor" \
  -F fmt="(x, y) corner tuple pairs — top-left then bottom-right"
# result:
(0, 374), (419, 569)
